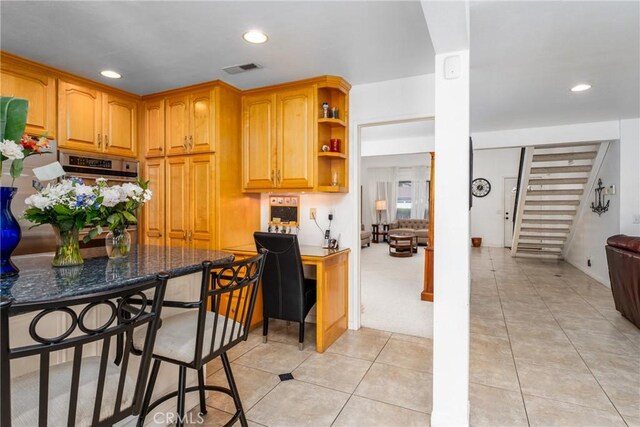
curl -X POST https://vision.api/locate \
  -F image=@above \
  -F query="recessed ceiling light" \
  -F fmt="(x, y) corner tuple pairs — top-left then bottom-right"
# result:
(571, 83), (591, 92)
(100, 70), (122, 79)
(243, 30), (268, 44)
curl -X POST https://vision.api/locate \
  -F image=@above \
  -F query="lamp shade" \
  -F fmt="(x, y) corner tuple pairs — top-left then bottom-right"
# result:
(375, 200), (387, 211)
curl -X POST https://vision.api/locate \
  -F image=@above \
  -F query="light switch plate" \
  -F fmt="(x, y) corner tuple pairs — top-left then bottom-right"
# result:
(633, 214), (640, 224)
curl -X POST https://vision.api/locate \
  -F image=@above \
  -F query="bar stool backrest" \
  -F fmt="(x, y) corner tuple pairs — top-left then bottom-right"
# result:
(192, 253), (266, 369)
(0, 274), (168, 427)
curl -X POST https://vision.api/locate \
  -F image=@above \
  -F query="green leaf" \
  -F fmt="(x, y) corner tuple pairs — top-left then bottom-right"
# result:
(123, 211), (137, 223)
(107, 213), (120, 225)
(0, 97), (29, 142)
(58, 219), (74, 231)
(9, 159), (24, 179)
(53, 205), (71, 216)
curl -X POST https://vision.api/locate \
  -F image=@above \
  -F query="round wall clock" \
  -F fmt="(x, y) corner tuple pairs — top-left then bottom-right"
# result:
(472, 178), (491, 198)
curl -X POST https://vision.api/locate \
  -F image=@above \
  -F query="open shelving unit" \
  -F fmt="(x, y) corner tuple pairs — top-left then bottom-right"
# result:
(317, 82), (349, 193)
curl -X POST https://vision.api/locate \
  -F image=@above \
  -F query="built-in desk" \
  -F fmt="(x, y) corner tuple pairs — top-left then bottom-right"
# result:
(225, 244), (350, 352)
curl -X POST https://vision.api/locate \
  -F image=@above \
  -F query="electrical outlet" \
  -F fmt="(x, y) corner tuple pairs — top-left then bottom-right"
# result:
(633, 214), (640, 225)
(310, 208), (317, 220)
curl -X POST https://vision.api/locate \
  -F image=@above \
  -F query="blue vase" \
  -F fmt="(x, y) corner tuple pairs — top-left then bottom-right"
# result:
(0, 186), (21, 278)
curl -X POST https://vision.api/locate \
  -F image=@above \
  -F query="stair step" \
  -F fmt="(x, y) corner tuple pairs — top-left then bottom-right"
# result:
(532, 152), (597, 162)
(530, 165), (592, 174)
(519, 234), (567, 241)
(528, 189), (584, 196)
(518, 242), (565, 249)
(522, 219), (574, 225)
(528, 178), (589, 185)
(523, 210), (576, 215)
(525, 200), (580, 206)
(515, 251), (562, 260)
(521, 227), (570, 233)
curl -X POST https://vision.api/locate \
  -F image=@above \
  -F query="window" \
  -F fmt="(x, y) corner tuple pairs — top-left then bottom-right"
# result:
(395, 180), (429, 220)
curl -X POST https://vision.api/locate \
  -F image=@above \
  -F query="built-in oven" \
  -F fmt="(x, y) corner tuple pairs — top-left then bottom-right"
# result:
(59, 150), (140, 252)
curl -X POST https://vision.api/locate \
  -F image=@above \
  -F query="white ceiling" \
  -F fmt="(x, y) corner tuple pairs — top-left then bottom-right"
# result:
(0, 1), (434, 95)
(470, 1), (640, 131)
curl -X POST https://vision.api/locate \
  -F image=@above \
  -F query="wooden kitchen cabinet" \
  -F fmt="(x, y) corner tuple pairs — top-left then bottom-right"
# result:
(0, 61), (56, 138)
(242, 92), (276, 189)
(241, 86), (314, 191)
(58, 80), (102, 152)
(165, 154), (216, 249)
(277, 86), (315, 189)
(58, 79), (138, 157)
(103, 93), (137, 157)
(165, 90), (214, 156)
(142, 98), (165, 157)
(141, 158), (165, 246)
(241, 76), (350, 193)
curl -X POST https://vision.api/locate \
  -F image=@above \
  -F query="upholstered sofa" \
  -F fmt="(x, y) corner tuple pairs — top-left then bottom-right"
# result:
(389, 219), (429, 245)
(361, 225), (371, 247)
(605, 234), (640, 328)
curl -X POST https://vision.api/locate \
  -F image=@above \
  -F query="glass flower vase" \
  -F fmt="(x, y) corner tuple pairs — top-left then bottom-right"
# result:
(106, 227), (131, 259)
(0, 186), (21, 278)
(52, 226), (84, 267)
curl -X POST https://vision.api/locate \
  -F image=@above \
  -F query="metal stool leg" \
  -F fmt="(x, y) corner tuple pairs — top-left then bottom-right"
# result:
(176, 366), (187, 427)
(137, 358), (161, 427)
(197, 367), (208, 415)
(221, 352), (248, 427)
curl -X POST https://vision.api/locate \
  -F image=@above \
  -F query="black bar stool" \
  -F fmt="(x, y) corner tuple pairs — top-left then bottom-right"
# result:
(136, 253), (266, 427)
(0, 273), (168, 427)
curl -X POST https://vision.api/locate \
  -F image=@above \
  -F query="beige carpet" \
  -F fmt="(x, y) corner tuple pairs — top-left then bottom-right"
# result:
(360, 242), (433, 337)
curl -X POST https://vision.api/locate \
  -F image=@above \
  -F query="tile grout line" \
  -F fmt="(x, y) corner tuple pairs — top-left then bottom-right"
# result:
(487, 248), (532, 427)
(520, 261), (629, 423)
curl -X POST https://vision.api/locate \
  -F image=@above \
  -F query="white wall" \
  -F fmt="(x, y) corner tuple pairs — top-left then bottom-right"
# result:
(361, 136), (434, 157)
(565, 142), (621, 286)
(619, 118), (640, 235)
(470, 148), (521, 247)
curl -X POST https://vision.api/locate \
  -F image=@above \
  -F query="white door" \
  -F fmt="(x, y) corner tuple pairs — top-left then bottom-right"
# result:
(504, 177), (518, 248)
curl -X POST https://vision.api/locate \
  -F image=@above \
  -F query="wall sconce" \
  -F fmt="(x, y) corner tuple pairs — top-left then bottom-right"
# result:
(591, 178), (609, 216)
(375, 199), (387, 224)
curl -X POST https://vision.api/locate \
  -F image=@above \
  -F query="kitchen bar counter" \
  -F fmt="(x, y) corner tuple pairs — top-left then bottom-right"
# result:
(0, 244), (234, 307)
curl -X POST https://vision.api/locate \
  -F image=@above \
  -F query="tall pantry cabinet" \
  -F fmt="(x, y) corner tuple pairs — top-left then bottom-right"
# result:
(140, 82), (260, 250)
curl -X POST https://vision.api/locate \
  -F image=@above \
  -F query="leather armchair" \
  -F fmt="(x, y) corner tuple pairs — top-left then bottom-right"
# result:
(605, 234), (640, 328)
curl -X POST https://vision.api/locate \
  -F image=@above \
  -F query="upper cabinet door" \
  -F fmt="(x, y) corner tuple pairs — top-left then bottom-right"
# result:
(58, 80), (102, 152)
(165, 94), (189, 156)
(103, 93), (137, 157)
(276, 86), (314, 189)
(242, 93), (276, 190)
(189, 89), (214, 154)
(143, 99), (165, 158)
(0, 65), (56, 138)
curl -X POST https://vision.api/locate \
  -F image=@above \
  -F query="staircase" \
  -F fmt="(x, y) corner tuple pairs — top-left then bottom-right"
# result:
(510, 141), (610, 259)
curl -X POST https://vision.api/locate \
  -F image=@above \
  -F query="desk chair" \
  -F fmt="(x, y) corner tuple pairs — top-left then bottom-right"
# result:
(254, 232), (317, 350)
(0, 274), (168, 427)
(136, 253), (266, 427)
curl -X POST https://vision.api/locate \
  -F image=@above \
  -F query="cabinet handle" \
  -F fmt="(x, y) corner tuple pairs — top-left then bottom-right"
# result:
(277, 170), (281, 184)
(97, 133), (102, 148)
(188, 230), (193, 241)
(183, 136), (187, 150)
(105, 135), (110, 148)
(183, 231), (187, 240)
(270, 170), (275, 185)
(188, 135), (193, 151)
(159, 146), (163, 151)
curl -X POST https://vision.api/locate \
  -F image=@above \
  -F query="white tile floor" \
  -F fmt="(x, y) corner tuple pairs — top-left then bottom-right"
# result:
(183, 247), (639, 426)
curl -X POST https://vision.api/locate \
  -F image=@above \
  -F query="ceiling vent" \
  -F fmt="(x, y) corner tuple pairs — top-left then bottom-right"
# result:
(222, 63), (263, 75)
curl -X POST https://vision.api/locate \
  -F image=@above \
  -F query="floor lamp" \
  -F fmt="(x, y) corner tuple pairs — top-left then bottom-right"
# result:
(375, 199), (387, 225)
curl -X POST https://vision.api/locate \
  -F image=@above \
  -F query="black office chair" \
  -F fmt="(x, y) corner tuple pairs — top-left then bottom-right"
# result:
(0, 274), (168, 427)
(254, 232), (317, 350)
(136, 253), (266, 427)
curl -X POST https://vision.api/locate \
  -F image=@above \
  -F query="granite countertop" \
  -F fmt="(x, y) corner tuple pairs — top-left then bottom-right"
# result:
(0, 244), (235, 307)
